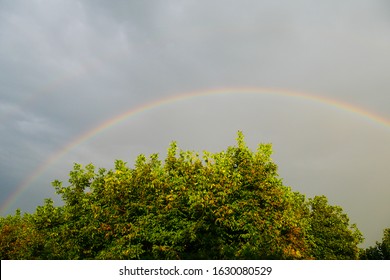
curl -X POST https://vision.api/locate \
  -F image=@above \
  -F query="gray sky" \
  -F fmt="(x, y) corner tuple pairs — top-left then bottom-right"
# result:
(0, 0), (389, 247)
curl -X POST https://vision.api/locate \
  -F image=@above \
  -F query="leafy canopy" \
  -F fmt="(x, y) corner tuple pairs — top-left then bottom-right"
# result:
(0, 132), (363, 259)
(360, 228), (390, 260)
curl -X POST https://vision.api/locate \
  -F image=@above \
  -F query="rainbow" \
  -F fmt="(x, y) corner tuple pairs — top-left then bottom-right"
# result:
(1, 87), (389, 215)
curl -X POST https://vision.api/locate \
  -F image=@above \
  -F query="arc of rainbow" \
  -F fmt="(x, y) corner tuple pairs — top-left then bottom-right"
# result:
(1, 87), (389, 215)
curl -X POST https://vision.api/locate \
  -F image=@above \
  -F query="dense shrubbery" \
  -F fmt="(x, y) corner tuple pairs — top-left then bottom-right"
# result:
(1, 132), (369, 259)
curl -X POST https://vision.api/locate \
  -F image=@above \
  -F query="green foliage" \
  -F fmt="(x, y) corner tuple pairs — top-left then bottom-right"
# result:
(0, 131), (364, 259)
(360, 228), (390, 259)
(0, 209), (44, 259)
(307, 196), (363, 259)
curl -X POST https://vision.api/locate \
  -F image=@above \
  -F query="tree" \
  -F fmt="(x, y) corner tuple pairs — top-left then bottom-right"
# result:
(0, 131), (364, 259)
(306, 196), (363, 259)
(360, 228), (390, 259)
(0, 209), (44, 259)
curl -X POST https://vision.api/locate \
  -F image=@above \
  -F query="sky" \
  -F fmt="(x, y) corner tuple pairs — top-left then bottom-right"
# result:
(0, 0), (389, 248)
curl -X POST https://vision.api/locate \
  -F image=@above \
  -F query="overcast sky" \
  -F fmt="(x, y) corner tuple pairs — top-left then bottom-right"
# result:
(0, 0), (389, 247)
